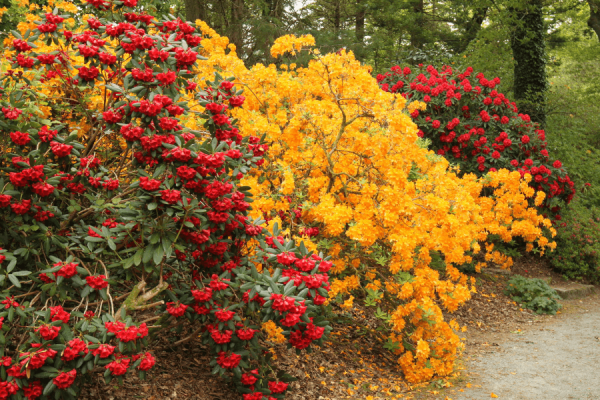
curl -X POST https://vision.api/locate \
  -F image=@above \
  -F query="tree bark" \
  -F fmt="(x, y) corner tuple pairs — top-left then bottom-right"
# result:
(356, 0), (366, 42)
(510, 0), (548, 126)
(410, 0), (426, 49)
(588, 0), (600, 42)
(334, 1), (342, 32)
(268, 0), (284, 19)
(230, 0), (245, 55)
(184, 0), (206, 23)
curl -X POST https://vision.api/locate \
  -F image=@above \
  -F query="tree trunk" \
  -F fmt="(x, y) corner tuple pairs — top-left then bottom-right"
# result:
(588, 0), (600, 42)
(356, 0), (366, 42)
(230, 0), (245, 55)
(269, 0), (284, 19)
(334, 1), (342, 33)
(510, 0), (548, 126)
(184, 0), (206, 23)
(410, 0), (426, 49)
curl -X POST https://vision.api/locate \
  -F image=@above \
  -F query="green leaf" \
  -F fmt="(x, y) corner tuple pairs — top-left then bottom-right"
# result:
(142, 245), (154, 264)
(7, 274), (21, 288)
(43, 381), (56, 396)
(107, 239), (116, 251)
(133, 248), (143, 266)
(153, 245), (164, 265)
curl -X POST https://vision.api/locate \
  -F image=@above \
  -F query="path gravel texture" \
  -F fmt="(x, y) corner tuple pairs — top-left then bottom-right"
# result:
(455, 299), (600, 400)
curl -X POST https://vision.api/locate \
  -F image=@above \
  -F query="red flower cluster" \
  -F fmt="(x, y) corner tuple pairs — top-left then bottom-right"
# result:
(379, 65), (574, 217)
(105, 321), (149, 342)
(86, 275), (108, 290)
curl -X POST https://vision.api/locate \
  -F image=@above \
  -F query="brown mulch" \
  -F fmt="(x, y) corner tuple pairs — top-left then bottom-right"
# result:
(80, 335), (240, 400)
(80, 308), (417, 400)
(82, 255), (598, 400)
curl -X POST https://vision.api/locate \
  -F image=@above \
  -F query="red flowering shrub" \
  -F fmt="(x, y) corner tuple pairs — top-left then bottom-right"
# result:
(0, 2), (331, 399)
(378, 65), (575, 219)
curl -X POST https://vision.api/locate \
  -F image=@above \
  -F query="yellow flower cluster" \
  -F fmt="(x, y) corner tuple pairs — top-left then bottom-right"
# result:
(262, 320), (287, 344)
(270, 34), (316, 58)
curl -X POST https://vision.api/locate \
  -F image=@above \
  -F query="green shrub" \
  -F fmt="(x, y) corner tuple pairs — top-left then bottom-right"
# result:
(551, 202), (600, 282)
(505, 275), (561, 315)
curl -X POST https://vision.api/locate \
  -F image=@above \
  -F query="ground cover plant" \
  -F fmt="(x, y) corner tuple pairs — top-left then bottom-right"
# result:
(504, 275), (561, 315)
(0, 1), (331, 399)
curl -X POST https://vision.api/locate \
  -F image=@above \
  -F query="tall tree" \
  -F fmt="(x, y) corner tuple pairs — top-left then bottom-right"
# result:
(356, 0), (366, 42)
(183, 0), (206, 23)
(510, 0), (548, 126)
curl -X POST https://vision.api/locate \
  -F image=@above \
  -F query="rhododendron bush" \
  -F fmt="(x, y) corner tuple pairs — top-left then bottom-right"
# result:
(377, 65), (575, 221)
(183, 32), (556, 382)
(0, 1), (331, 399)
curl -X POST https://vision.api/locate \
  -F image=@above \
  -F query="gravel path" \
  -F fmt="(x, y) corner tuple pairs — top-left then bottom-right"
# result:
(455, 297), (600, 400)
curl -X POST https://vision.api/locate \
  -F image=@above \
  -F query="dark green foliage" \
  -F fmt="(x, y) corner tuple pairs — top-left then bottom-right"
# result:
(551, 204), (600, 282)
(510, 0), (548, 126)
(505, 275), (561, 314)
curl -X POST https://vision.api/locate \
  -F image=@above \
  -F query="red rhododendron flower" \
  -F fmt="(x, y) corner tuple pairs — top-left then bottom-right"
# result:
(191, 287), (213, 302)
(62, 338), (88, 361)
(160, 189), (182, 204)
(0, 194), (11, 208)
(241, 370), (258, 386)
(50, 141), (73, 157)
(2, 106), (22, 120)
(236, 327), (256, 341)
(276, 252), (297, 266)
(102, 179), (119, 191)
(54, 261), (78, 279)
(50, 305), (70, 323)
(166, 302), (188, 317)
(78, 66), (99, 81)
(53, 369), (76, 389)
(10, 199), (31, 215)
(215, 309), (235, 322)
(23, 380), (43, 399)
(86, 275), (108, 290)
(137, 352), (155, 371)
(139, 176), (162, 191)
(36, 324), (61, 340)
(211, 329), (233, 344)
(243, 393), (264, 400)
(10, 131), (30, 145)
(38, 126), (58, 142)
(268, 381), (289, 393)
(216, 351), (241, 369)
(106, 357), (130, 376)
(92, 344), (115, 358)
(32, 182), (55, 197)
(116, 326), (139, 342)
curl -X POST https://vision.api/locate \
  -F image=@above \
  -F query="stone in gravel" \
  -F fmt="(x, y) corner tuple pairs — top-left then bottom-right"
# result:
(552, 284), (597, 300)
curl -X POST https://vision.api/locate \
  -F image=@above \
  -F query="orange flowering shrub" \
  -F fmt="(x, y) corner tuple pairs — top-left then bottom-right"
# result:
(5, 6), (557, 384)
(186, 32), (555, 382)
